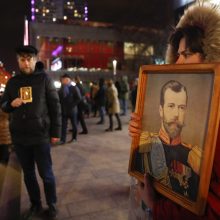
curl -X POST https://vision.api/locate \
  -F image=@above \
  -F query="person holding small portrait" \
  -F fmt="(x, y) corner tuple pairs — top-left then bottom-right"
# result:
(0, 45), (61, 220)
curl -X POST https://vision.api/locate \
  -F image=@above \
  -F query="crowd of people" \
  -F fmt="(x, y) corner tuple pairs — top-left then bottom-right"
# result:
(58, 74), (138, 136)
(0, 45), (136, 219)
(1, 2), (220, 220)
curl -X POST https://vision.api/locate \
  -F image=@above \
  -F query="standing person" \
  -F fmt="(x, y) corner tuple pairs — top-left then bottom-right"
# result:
(95, 78), (106, 124)
(119, 75), (129, 116)
(0, 92), (11, 165)
(90, 81), (99, 117)
(74, 75), (88, 134)
(0, 45), (61, 220)
(58, 73), (81, 144)
(129, 3), (220, 220)
(105, 79), (122, 131)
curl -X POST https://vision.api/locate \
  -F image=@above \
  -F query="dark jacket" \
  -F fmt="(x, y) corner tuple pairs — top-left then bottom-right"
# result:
(58, 85), (81, 116)
(0, 70), (61, 146)
(75, 82), (85, 97)
(94, 85), (106, 107)
(75, 82), (87, 110)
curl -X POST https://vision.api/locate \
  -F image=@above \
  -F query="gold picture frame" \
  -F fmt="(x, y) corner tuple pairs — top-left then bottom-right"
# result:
(128, 63), (220, 215)
(20, 86), (33, 103)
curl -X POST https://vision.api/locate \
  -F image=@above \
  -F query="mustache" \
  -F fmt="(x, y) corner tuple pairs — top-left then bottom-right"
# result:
(165, 120), (185, 128)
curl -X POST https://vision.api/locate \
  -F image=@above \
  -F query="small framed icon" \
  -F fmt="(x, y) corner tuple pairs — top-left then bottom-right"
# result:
(20, 87), (32, 103)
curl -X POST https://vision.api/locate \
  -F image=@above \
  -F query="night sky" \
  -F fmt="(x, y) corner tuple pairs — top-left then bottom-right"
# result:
(89, 0), (173, 27)
(0, 0), (173, 72)
(0, 1), (30, 72)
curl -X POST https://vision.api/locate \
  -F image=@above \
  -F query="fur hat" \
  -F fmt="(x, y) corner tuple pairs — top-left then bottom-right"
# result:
(166, 3), (220, 64)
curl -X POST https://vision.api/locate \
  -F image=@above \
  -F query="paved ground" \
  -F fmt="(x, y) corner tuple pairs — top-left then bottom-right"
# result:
(20, 113), (132, 220)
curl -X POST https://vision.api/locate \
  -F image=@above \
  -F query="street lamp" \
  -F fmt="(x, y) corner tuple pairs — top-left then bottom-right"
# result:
(112, 59), (117, 75)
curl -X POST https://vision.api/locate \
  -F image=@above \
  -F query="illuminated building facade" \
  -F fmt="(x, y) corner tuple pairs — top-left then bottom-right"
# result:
(28, 1), (168, 81)
(29, 20), (166, 81)
(31, 0), (88, 23)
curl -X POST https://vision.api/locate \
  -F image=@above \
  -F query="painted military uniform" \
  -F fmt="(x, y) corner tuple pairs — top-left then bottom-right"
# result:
(136, 129), (201, 201)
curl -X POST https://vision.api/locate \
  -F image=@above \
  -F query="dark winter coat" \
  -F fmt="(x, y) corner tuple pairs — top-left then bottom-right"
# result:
(94, 85), (106, 107)
(75, 82), (88, 110)
(0, 70), (61, 146)
(58, 85), (81, 116)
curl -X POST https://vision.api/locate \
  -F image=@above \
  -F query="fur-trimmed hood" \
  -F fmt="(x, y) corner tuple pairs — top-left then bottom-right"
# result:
(166, 3), (220, 64)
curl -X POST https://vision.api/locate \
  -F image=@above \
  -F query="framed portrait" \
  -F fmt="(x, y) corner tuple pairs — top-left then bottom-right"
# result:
(128, 63), (220, 215)
(20, 86), (32, 103)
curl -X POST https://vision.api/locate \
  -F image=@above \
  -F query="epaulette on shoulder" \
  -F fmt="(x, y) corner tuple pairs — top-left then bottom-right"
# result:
(182, 142), (193, 149)
(139, 131), (159, 153)
(187, 145), (202, 175)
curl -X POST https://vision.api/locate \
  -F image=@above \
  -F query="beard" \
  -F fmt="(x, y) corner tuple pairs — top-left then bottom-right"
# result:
(163, 119), (184, 139)
(20, 67), (34, 74)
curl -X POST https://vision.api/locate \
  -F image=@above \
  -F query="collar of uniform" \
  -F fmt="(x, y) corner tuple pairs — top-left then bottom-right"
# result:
(159, 128), (181, 145)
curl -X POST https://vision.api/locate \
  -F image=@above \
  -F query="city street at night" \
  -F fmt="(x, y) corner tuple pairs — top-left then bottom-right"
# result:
(20, 114), (131, 220)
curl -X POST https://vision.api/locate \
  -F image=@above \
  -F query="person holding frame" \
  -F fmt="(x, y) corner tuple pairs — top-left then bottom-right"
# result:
(129, 2), (220, 220)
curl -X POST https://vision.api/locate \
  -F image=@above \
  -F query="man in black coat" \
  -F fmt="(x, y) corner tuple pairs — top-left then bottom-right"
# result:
(75, 75), (88, 134)
(94, 78), (106, 124)
(0, 45), (61, 219)
(58, 73), (81, 144)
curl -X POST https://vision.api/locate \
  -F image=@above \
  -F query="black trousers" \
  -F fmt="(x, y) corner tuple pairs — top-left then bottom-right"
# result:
(0, 145), (9, 164)
(61, 111), (78, 142)
(14, 143), (57, 206)
(77, 106), (88, 133)
(108, 113), (121, 129)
